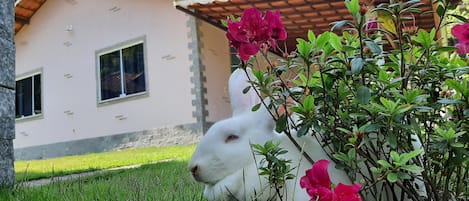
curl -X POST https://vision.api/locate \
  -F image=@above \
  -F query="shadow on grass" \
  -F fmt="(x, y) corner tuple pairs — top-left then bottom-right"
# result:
(1, 160), (207, 201)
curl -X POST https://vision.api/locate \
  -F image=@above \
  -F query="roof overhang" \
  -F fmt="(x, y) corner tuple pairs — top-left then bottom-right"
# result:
(15, 0), (47, 34)
(175, 0), (436, 52)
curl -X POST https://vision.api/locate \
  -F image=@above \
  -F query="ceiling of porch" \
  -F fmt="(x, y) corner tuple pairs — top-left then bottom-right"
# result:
(175, 0), (437, 52)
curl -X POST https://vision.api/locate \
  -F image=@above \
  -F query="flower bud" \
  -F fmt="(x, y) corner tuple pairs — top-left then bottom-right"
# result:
(360, 4), (368, 15)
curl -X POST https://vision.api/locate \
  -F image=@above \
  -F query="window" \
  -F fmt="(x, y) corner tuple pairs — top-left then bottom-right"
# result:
(97, 40), (146, 102)
(16, 73), (42, 118)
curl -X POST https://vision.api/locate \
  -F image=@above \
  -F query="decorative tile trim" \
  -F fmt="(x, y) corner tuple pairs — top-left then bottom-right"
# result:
(187, 16), (208, 133)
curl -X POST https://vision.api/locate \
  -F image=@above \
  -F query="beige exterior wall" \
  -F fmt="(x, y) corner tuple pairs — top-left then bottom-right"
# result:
(198, 21), (232, 123)
(197, 20), (282, 123)
(14, 0), (196, 148)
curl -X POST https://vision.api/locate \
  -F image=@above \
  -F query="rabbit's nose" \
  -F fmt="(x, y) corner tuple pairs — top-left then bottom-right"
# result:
(190, 165), (199, 175)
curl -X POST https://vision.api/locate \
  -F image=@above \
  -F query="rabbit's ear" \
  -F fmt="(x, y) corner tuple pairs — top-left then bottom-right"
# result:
(229, 68), (261, 116)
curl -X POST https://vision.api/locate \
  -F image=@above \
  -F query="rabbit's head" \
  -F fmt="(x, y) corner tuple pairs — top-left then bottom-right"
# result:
(189, 68), (277, 197)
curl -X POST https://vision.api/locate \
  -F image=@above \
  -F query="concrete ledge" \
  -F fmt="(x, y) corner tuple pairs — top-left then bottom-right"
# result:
(14, 123), (203, 160)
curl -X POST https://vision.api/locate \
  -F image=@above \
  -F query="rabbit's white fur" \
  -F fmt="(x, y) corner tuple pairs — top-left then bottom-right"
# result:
(189, 68), (351, 201)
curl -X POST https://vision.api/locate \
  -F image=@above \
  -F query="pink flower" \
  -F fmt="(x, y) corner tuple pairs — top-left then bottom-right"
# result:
(451, 23), (469, 54)
(365, 18), (378, 37)
(300, 159), (362, 201)
(226, 8), (287, 61)
(264, 10), (287, 44)
(300, 160), (334, 201)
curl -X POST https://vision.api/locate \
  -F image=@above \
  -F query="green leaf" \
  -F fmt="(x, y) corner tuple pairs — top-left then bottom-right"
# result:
(365, 40), (382, 54)
(437, 99), (461, 105)
(377, 160), (392, 169)
(275, 114), (288, 133)
(380, 97), (396, 111)
(388, 134), (397, 149)
(297, 125), (309, 137)
(303, 95), (315, 111)
(251, 103), (261, 112)
(242, 86), (251, 94)
(446, 79), (464, 94)
(343, 45), (357, 52)
(414, 29), (433, 49)
(296, 38), (312, 60)
(390, 151), (400, 162)
(397, 172), (412, 180)
(337, 127), (352, 134)
(345, 0), (360, 18)
(436, 4), (445, 18)
(331, 20), (350, 32)
(221, 19), (228, 27)
(396, 104), (412, 114)
(333, 152), (348, 162)
(329, 33), (343, 51)
(357, 86), (371, 104)
(351, 58), (364, 74)
(307, 30), (316, 44)
(361, 123), (380, 133)
(436, 46), (458, 52)
(370, 167), (380, 173)
(347, 148), (356, 160)
(400, 149), (423, 164)
(449, 14), (468, 23)
(387, 172), (398, 183)
(436, 127), (456, 139)
(429, 28), (436, 41)
(450, 142), (464, 148)
(252, 70), (264, 83)
(316, 32), (330, 50)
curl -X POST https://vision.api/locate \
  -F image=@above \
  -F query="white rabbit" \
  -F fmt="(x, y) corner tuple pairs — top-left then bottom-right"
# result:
(188, 68), (351, 201)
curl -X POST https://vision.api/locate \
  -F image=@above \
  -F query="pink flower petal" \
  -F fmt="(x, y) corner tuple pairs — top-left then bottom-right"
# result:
(333, 183), (362, 201)
(455, 41), (469, 54)
(309, 159), (333, 188)
(265, 10), (287, 40)
(451, 23), (469, 43)
(300, 160), (333, 200)
(238, 43), (260, 61)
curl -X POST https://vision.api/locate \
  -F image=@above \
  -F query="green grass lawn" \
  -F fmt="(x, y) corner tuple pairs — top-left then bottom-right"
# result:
(0, 144), (208, 201)
(14, 144), (196, 182)
(1, 161), (206, 201)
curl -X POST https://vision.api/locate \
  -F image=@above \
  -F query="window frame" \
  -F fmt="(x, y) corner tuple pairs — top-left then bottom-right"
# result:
(95, 36), (149, 105)
(15, 68), (44, 122)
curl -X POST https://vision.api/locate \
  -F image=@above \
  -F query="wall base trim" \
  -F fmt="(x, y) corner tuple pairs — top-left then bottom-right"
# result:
(14, 123), (202, 160)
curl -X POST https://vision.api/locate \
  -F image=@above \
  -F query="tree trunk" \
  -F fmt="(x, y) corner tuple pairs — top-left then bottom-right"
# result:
(0, 0), (16, 187)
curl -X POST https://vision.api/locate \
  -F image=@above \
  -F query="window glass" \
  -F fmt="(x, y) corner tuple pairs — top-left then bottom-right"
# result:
(98, 41), (146, 102)
(99, 50), (122, 100)
(122, 43), (145, 95)
(34, 74), (42, 114)
(16, 77), (33, 117)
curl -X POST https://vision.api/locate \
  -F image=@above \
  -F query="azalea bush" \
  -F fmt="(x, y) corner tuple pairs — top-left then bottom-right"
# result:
(226, 0), (468, 200)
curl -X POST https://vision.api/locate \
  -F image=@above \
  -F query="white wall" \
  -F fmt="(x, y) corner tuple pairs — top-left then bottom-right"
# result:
(198, 21), (232, 123)
(14, 0), (195, 148)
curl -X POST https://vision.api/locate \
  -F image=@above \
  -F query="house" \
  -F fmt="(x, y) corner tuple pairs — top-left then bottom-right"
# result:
(14, 0), (233, 160)
(14, 0), (437, 160)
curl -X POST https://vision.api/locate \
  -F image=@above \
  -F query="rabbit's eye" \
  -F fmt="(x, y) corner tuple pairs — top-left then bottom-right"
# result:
(225, 134), (239, 143)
